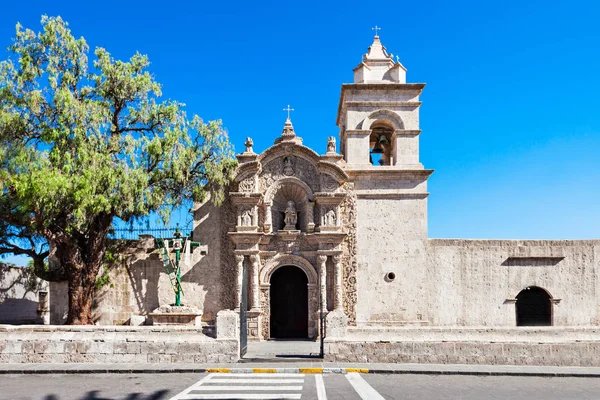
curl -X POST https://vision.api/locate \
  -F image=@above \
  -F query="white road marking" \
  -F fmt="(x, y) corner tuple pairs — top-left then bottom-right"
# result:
(193, 385), (303, 391)
(345, 372), (385, 400)
(178, 395), (302, 400)
(168, 374), (213, 400)
(315, 374), (328, 400)
(205, 378), (304, 383)
(169, 372), (305, 400)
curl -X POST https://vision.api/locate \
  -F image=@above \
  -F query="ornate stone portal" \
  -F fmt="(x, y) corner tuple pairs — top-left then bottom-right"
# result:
(227, 118), (354, 340)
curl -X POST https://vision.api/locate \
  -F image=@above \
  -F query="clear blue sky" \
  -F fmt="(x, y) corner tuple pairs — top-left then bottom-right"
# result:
(1, 0), (599, 265)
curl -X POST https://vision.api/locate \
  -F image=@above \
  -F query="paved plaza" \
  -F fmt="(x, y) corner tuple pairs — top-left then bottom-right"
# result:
(2, 372), (600, 400)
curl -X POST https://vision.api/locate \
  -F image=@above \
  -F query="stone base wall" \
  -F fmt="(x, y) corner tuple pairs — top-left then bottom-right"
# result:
(0, 325), (238, 364)
(325, 326), (600, 366)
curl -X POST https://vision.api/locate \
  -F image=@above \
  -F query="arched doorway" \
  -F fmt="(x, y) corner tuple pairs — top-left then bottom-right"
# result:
(516, 286), (552, 326)
(270, 265), (308, 339)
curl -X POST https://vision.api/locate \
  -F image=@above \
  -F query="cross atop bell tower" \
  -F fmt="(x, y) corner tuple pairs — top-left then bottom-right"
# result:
(353, 27), (406, 84)
(336, 33), (427, 170)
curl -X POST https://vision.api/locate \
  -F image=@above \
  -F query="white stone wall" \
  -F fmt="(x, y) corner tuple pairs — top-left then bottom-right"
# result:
(0, 264), (48, 325)
(354, 197), (429, 326)
(426, 239), (600, 326)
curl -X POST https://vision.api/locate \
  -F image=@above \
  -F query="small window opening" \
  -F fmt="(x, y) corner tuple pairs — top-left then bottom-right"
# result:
(516, 286), (552, 326)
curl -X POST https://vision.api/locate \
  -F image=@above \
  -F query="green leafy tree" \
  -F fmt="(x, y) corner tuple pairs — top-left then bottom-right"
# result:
(0, 16), (237, 324)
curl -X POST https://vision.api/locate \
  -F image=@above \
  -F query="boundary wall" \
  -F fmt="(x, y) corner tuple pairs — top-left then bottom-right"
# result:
(0, 324), (238, 364)
(325, 326), (600, 366)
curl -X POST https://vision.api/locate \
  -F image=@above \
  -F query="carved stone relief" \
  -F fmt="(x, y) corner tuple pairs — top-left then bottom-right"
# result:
(239, 177), (254, 193)
(324, 208), (337, 226)
(260, 156), (319, 193)
(240, 207), (253, 226)
(320, 174), (339, 192)
(282, 156), (295, 176)
(339, 182), (357, 324)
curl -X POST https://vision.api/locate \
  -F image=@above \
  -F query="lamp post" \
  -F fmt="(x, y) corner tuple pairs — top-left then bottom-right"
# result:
(158, 226), (201, 307)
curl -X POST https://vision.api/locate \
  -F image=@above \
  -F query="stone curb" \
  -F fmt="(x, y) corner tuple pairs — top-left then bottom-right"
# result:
(1, 366), (600, 377)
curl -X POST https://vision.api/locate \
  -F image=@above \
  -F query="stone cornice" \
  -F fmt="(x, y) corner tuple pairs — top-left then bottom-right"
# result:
(229, 192), (263, 206)
(355, 192), (429, 199)
(344, 101), (422, 108)
(314, 192), (347, 205)
(346, 168), (434, 180)
(337, 83), (426, 126)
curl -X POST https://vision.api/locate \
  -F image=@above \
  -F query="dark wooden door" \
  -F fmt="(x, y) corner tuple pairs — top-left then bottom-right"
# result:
(270, 266), (308, 339)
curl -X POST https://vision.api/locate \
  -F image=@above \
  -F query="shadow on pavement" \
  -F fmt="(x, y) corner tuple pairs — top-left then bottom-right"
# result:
(43, 389), (170, 400)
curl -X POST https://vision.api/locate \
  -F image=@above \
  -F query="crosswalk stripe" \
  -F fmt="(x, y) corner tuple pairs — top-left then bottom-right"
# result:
(345, 372), (386, 400)
(168, 374), (213, 400)
(192, 385), (303, 391)
(169, 373), (306, 400)
(205, 378), (304, 383)
(177, 395), (302, 400)
(315, 374), (328, 400)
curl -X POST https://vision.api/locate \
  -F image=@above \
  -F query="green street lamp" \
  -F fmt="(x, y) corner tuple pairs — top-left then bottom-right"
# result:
(156, 226), (201, 307)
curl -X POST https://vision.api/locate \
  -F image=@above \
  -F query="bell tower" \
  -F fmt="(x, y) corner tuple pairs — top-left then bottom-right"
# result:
(337, 33), (425, 169)
(338, 32), (434, 326)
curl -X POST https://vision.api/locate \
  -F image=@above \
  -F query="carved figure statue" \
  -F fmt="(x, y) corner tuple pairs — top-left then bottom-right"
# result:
(241, 208), (252, 226)
(282, 157), (295, 176)
(327, 136), (336, 153)
(244, 137), (254, 153)
(284, 200), (297, 230)
(325, 209), (336, 226)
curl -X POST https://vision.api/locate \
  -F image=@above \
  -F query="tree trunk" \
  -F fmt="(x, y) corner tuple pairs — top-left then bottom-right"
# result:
(60, 213), (113, 325)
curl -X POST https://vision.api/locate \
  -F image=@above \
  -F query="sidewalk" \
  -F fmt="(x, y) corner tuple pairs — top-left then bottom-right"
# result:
(2, 362), (600, 377)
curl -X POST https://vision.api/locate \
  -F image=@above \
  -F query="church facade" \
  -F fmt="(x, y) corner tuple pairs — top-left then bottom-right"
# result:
(52, 36), (600, 351)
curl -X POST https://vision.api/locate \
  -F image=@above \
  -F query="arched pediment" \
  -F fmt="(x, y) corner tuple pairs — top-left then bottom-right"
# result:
(258, 142), (321, 167)
(260, 254), (318, 285)
(233, 161), (260, 182)
(318, 161), (349, 183)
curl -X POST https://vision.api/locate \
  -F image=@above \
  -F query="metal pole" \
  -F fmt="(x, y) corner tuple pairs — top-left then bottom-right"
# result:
(175, 248), (181, 306)
(319, 264), (324, 357)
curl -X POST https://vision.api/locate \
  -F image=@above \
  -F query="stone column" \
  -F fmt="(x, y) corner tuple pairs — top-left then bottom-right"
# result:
(263, 202), (272, 233)
(249, 254), (260, 310)
(307, 202), (315, 233)
(252, 205), (258, 227)
(333, 254), (343, 310)
(235, 254), (245, 310)
(317, 255), (327, 313)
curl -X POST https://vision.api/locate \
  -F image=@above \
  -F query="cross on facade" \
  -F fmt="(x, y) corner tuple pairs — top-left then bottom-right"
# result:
(372, 25), (381, 36)
(283, 105), (294, 119)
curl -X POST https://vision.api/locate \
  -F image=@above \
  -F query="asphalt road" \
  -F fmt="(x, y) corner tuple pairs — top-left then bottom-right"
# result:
(2, 373), (600, 400)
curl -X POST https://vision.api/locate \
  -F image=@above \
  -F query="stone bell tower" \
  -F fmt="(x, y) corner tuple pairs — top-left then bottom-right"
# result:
(337, 32), (434, 326)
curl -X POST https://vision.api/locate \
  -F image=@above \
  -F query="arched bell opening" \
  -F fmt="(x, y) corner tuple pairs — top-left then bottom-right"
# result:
(269, 265), (309, 339)
(369, 122), (394, 166)
(516, 286), (553, 326)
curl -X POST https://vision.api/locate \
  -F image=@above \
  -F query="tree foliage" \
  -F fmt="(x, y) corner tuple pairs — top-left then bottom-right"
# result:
(0, 16), (237, 324)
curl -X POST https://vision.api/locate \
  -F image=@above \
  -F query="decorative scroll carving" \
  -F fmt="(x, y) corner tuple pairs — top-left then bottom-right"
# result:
(239, 177), (254, 193)
(339, 183), (357, 324)
(320, 174), (338, 192)
(260, 156), (319, 193)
